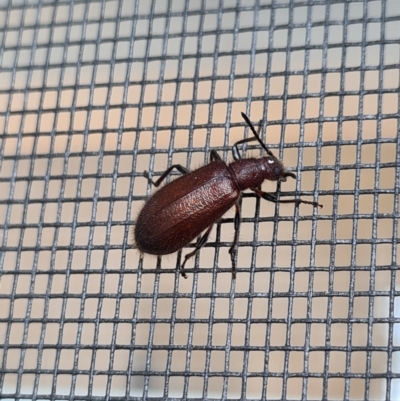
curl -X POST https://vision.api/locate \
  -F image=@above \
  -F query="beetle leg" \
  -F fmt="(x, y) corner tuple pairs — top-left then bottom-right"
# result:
(210, 149), (222, 161)
(144, 164), (189, 187)
(180, 224), (214, 278)
(232, 136), (258, 160)
(253, 188), (322, 208)
(228, 200), (241, 279)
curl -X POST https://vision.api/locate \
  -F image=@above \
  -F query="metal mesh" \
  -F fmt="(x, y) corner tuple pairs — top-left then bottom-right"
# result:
(0, 0), (399, 399)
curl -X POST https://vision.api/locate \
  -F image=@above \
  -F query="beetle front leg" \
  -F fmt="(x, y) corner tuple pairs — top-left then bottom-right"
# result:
(253, 188), (322, 208)
(228, 200), (241, 279)
(180, 224), (214, 278)
(144, 164), (189, 187)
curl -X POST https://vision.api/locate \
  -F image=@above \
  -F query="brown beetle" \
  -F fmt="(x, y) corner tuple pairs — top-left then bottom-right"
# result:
(134, 112), (321, 278)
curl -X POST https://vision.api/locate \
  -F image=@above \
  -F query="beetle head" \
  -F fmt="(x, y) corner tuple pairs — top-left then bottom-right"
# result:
(262, 155), (296, 182)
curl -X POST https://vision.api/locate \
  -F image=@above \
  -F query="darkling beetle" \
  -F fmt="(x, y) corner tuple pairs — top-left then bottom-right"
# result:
(134, 112), (322, 278)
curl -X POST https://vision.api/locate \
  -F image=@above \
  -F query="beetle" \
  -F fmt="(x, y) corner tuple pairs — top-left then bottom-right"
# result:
(134, 112), (322, 278)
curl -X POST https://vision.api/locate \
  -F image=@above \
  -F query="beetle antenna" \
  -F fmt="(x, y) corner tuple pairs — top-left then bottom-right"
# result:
(241, 112), (274, 157)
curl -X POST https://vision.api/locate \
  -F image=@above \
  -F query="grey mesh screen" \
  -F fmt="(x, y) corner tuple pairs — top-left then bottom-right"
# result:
(0, 0), (399, 400)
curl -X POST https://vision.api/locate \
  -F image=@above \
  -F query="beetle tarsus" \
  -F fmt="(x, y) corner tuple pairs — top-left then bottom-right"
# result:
(228, 248), (237, 279)
(143, 171), (157, 186)
(180, 265), (188, 279)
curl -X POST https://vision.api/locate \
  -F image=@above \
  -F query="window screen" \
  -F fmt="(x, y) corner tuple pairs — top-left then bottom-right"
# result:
(0, 0), (399, 399)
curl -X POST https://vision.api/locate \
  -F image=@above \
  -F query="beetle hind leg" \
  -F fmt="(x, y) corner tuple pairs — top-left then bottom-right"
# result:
(180, 224), (214, 278)
(228, 200), (241, 279)
(144, 164), (189, 187)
